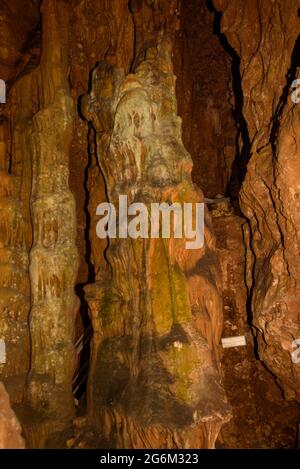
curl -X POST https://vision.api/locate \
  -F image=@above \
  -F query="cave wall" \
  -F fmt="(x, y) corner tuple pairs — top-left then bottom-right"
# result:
(0, 0), (40, 403)
(0, 0), (79, 447)
(174, 0), (236, 197)
(214, 0), (300, 401)
(0, 0), (40, 84)
(69, 0), (135, 288)
(213, 208), (299, 448)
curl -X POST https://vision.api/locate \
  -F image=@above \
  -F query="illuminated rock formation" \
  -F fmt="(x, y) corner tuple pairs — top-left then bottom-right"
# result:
(214, 0), (300, 401)
(82, 34), (231, 449)
(0, 98), (31, 404)
(25, 0), (79, 445)
(0, 0), (299, 450)
(213, 210), (299, 448)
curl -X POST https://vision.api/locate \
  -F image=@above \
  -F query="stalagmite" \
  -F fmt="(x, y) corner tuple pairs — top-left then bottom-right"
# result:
(82, 34), (231, 449)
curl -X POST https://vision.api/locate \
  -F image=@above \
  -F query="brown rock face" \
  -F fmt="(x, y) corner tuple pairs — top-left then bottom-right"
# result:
(213, 212), (299, 448)
(0, 382), (25, 448)
(174, 0), (236, 198)
(214, 0), (300, 402)
(0, 1), (38, 402)
(0, 1), (40, 84)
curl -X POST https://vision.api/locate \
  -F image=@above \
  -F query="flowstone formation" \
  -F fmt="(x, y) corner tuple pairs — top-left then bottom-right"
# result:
(82, 35), (231, 449)
(214, 0), (300, 401)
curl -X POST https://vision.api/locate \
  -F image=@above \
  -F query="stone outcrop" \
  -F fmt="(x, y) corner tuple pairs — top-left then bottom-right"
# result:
(213, 0), (300, 402)
(82, 34), (231, 448)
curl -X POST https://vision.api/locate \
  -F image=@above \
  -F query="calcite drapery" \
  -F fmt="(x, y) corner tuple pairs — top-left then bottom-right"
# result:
(82, 34), (230, 448)
(0, 0), (40, 407)
(2, 0), (298, 449)
(214, 0), (300, 401)
(0, 98), (31, 403)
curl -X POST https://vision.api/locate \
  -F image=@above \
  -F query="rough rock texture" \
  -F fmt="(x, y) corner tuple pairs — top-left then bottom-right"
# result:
(213, 212), (299, 448)
(69, 0), (135, 288)
(214, 0), (300, 402)
(25, 0), (79, 447)
(0, 16), (36, 403)
(0, 382), (25, 448)
(0, 0), (39, 408)
(0, 119), (31, 403)
(1, 0), (79, 448)
(82, 34), (231, 448)
(1, 0), (233, 448)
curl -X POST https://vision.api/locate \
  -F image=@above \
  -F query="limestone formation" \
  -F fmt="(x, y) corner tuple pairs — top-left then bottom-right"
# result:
(0, 0), (299, 450)
(82, 35), (231, 448)
(25, 0), (79, 446)
(214, 0), (300, 402)
(213, 212), (299, 448)
(0, 83), (31, 404)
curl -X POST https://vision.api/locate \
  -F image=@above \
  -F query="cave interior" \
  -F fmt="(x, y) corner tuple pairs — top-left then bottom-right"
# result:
(0, 0), (299, 450)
